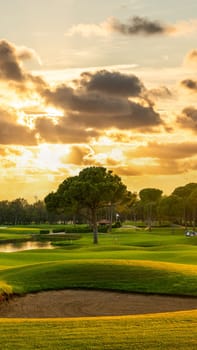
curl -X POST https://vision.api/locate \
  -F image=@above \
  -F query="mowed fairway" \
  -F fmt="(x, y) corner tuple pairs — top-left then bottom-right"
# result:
(0, 226), (197, 349)
(0, 311), (197, 350)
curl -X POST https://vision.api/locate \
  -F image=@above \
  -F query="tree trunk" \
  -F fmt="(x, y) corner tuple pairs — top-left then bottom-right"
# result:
(109, 203), (113, 232)
(91, 208), (98, 244)
(148, 203), (152, 231)
(192, 207), (196, 231)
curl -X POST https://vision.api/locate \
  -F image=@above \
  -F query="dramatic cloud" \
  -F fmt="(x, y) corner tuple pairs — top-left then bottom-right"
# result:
(0, 39), (40, 82)
(35, 99), (162, 144)
(35, 117), (99, 144)
(0, 119), (36, 145)
(177, 107), (197, 132)
(105, 16), (174, 36)
(16, 46), (42, 64)
(132, 141), (197, 160)
(146, 86), (172, 100)
(78, 70), (144, 97)
(0, 108), (37, 145)
(71, 103), (162, 130)
(42, 85), (130, 115)
(66, 16), (197, 38)
(0, 40), (26, 82)
(61, 145), (94, 165)
(110, 166), (142, 176)
(181, 79), (197, 92)
(114, 158), (197, 176)
(0, 39), (45, 94)
(39, 69), (163, 137)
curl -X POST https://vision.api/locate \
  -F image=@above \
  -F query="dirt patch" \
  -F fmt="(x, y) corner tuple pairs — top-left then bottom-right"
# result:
(0, 290), (197, 318)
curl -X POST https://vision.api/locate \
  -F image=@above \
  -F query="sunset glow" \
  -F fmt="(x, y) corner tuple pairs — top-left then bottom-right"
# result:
(0, 0), (197, 201)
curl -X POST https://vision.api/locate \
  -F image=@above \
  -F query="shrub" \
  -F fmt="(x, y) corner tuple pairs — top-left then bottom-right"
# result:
(52, 228), (65, 233)
(98, 225), (109, 233)
(112, 221), (122, 228)
(65, 226), (92, 233)
(39, 229), (50, 234)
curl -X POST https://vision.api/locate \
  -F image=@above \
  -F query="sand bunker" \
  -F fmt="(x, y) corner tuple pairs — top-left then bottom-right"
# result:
(0, 290), (197, 318)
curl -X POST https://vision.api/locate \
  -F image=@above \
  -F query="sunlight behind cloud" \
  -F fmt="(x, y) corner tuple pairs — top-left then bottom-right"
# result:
(45, 107), (64, 117)
(132, 157), (158, 166)
(36, 144), (69, 170)
(0, 1), (197, 201)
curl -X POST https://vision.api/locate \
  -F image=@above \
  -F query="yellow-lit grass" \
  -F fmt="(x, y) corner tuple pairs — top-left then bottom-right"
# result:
(0, 310), (196, 349)
(0, 259), (197, 296)
(124, 259), (197, 275)
(0, 281), (12, 295)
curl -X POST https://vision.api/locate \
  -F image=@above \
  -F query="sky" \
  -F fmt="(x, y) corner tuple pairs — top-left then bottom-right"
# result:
(0, 0), (197, 202)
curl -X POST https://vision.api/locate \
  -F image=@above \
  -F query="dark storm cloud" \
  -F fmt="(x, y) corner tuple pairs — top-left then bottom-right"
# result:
(107, 16), (173, 36)
(181, 79), (197, 92)
(177, 107), (197, 132)
(78, 70), (144, 97)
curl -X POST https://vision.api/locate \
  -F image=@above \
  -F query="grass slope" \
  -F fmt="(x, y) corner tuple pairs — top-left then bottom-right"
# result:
(0, 227), (196, 349)
(0, 259), (197, 296)
(0, 311), (196, 350)
(0, 228), (197, 297)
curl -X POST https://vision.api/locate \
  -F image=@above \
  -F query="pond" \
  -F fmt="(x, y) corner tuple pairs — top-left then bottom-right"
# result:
(0, 241), (54, 253)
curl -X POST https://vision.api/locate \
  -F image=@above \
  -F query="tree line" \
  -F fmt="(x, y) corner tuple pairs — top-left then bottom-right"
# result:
(0, 167), (196, 235)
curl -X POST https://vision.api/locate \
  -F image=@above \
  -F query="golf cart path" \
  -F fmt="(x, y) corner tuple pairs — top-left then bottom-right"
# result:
(0, 289), (197, 318)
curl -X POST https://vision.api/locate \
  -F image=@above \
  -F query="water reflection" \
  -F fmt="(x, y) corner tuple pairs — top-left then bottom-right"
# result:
(0, 241), (54, 253)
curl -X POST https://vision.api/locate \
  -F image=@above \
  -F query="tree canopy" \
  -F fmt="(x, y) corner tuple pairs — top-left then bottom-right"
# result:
(45, 166), (131, 244)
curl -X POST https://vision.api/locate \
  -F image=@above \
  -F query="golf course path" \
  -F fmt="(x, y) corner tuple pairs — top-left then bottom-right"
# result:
(0, 290), (197, 318)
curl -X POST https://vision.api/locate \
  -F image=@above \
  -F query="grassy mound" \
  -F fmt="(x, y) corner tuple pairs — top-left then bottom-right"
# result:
(0, 259), (197, 296)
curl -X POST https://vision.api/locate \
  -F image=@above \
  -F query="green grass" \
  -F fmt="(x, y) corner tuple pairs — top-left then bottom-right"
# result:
(0, 226), (39, 243)
(0, 227), (197, 297)
(0, 311), (196, 349)
(0, 259), (197, 296)
(0, 226), (197, 349)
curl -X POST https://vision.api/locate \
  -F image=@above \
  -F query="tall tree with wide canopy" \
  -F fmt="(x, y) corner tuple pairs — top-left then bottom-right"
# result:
(158, 194), (184, 226)
(45, 167), (130, 244)
(139, 188), (163, 230)
(187, 188), (197, 230)
(172, 183), (197, 227)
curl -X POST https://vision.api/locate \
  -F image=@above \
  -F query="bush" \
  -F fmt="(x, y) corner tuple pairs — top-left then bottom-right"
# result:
(52, 228), (65, 233)
(65, 226), (92, 233)
(112, 221), (122, 228)
(98, 225), (109, 233)
(39, 229), (50, 234)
